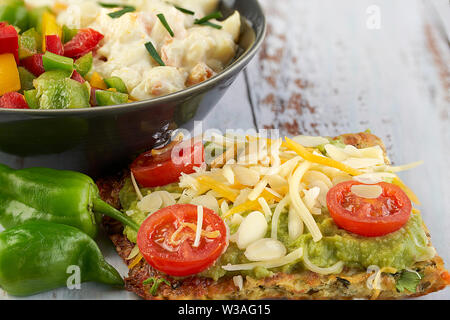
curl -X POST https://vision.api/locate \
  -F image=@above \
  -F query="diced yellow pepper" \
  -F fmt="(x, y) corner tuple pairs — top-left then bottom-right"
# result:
(42, 11), (62, 52)
(0, 53), (21, 96)
(90, 72), (107, 90)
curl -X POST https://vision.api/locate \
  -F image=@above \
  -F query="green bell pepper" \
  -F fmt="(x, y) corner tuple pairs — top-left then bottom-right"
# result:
(18, 27), (41, 59)
(23, 89), (39, 109)
(42, 51), (74, 73)
(104, 76), (128, 94)
(0, 221), (123, 296)
(0, 164), (139, 238)
(36, 78), (91, 109)
(0, 0), (28, 32)
(18, 66), (35, 92)
(62, 24), (78, 43)
(74, 52), (93, 77)
(27, 6), (49, 34)
(96, 90), (128, 106)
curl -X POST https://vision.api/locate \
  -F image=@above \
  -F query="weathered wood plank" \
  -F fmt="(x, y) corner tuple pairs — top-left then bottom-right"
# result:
(245, 0), (450, 299)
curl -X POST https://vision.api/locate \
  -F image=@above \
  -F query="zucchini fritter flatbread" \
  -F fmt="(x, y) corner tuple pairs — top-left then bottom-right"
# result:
(97, 132), (450, 300)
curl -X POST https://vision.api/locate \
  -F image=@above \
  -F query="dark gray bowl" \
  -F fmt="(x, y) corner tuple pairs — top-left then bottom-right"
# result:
(0, 0), (266, 177)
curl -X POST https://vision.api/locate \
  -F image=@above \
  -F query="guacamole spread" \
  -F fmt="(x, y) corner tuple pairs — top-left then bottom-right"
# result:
(120, 178), (433, 280)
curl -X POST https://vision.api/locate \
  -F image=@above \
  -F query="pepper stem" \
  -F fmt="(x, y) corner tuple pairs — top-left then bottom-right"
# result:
(92, 197), (140, 232)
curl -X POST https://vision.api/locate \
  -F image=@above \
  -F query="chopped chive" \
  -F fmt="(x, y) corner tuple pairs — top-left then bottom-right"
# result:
(174, 5), (195, 15)
(145, 41), (165, 66)
(198, 21), (222, 29)
(108, 6), (135, 18)
(157, 13), (174, 37)
(98, 2), (134, 9)
(98, 2), (121, 8)
(194, 11), (223, 25)
(143, 277), (171, 296)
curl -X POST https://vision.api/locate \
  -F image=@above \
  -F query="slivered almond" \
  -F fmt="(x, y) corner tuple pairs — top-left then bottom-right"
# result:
(351, 184), (383, 199)
(244, 238), (286, 261)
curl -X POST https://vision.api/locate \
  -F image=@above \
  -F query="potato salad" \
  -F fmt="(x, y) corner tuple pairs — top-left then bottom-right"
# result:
(0, 0), (241, 109)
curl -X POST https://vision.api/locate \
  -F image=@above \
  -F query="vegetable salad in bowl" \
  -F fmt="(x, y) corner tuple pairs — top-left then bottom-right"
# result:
(0, 0), (242, 109)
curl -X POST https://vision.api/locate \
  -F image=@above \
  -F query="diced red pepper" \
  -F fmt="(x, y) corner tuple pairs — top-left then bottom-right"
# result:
(64, 28), (104, 59)
(21, 53), (45, 77)
(71, 69), (85, 83)
(45, 35), (64, 56)
(0, 92), (29, 109)
(0, 23), (19, 63)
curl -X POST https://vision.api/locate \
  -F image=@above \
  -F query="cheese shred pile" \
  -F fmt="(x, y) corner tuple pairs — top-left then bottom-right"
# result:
(135, 133), (422, 274)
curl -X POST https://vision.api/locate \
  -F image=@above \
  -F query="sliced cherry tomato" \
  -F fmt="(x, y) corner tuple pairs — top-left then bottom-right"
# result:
(131, 140), (205, 188)
(45, 35), (64, 55)
(63, 28), (104, 58)
(21, 53), (44, 77)
(326, 181), (412, 237)
(0, 92), (29, 109)
(137, 204), (228, 277)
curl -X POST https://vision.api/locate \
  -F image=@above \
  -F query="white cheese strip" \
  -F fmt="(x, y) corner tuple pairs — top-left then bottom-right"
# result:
(130, 171), (143, 200)
(271, 195), (290, 240)
(248, 178), (268, 201)
(303, 253), (344, 275)
(222, 247), (303, 271)
(193, 205), (203, 248)
(288, 205), (303, 240)
(288, 161), (322, 242)
(257, 197), (272, 220)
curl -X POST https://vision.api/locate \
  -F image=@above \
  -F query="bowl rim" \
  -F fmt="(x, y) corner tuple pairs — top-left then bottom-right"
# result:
(1, 0), (266, 116)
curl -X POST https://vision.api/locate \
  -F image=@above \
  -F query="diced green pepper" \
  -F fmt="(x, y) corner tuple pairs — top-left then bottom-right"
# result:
(74, 52), (92, 77)
(0, 0), (28, 32)
(62, 25), (78, 43)
(27, 6), (49, 34)
(18, 66), (35, 93)
(23, 89), (39, 109)
(96, 90), (128, 106)
(42, 51), (74, 73)
(37, 78), (90, 109)
(33, 70), (72, 89)
(18, 28), (41, 59)
(104, 76), (128, 94)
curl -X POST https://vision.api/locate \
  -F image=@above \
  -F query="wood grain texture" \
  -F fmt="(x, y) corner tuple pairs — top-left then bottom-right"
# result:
(2, 0), (449, 300)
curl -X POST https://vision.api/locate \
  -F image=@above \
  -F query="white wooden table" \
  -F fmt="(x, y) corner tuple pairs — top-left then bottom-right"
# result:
(2, 0), (449, 300)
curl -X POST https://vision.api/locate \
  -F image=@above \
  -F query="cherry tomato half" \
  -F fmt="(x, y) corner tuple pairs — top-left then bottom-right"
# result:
(131, 140), (204, 188)
(326, 181), (412, 237)
(137, 204), (228, 277)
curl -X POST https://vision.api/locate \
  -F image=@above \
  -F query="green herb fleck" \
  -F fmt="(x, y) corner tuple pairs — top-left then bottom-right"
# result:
(107, 6), (136, 18)
(198, 21), (222, 29)
(157, 13), (174, 37)
(194, 11), (223, 25)
(143, 277), (171, 296)
(144, 41), (165, 66)
(396, 270), (423, 293)
(174, 6), (195, 15)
